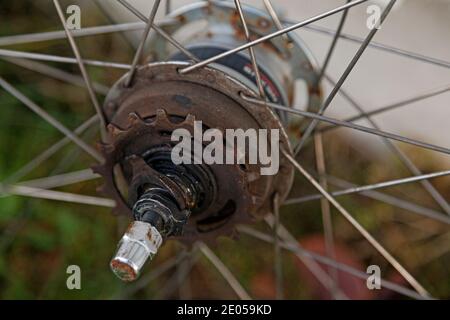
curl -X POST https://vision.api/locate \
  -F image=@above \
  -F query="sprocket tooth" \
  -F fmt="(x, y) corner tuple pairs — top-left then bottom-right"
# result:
(154, 109), (172, 126)
(183, 114), (196, 126)
(127, 112), (144, 127)
(107, 123), (125, 138)
(155, 108), (167, 119)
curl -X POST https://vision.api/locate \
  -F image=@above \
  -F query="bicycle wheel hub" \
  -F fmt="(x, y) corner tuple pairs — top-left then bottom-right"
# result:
(98, 1), (322, 281)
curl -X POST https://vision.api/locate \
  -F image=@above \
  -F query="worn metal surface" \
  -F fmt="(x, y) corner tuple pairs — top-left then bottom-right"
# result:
(147, 0), (323, 142)
(95, 62), (294, 241)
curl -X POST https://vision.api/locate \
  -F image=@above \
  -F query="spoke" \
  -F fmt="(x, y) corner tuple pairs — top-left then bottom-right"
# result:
(262, 0), (292, 44)
(321, 75), (450, 215)
(237, 226), (430, 300)
(294, 0), (397, 155)
(242, 94), (450, 155)
(179, 0), (368, 74)
(14, 169), (99, 190)
(272, 193), (283, 299)
(155, 248), (199, 299)
(2, 5), (447, 70)
(282, 150), (431, 298)
(54, 0), (108, 140)
(234, 0), (265, 98)
(317, 0), (351, 83)
(314, 133), (339, 298)
(117, 0), (199, 63)
(93, 0), (136, 50)
(314, 174), (450, 226)
(197, 242), (252, 300)
(0, 76), (103, 162)
(410, 233), (450, 269)
(165, 0), (171, 15)
(3, 115), (98, 184)
(49, 126), (98, 176)
(264, 215), (349, 299)
(0, 184), (114, 207)
(0, 48), (130, 69)
(2, 57), (109, 95)
(175, 249), (194, 299)
(324, 84), (450, 127)
(297, 23), (450, 69)
(286, 168), (450, 211)
(122, 0), (162, 87)
(0, 22), (145, 47)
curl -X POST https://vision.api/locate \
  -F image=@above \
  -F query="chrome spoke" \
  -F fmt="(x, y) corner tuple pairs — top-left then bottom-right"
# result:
(2, 57), (109, 95)
(317, 0), (351, 83)
(242, 94), (450, 155)
(272, 193), (283, 299)
(282, 150), (431, 298)
(49, 125), (98, 176)
(0, 184), (114, 207)
(122, 0), (162, 87)
(165, 0), (171, 15)
(298, 23), (450, 69)
(175, 249), (194, 299)
(0, 48), (130, 69)
(327, 84), (450, 127)
(198, 242), (252, 300)
(234, 0), (265, 98)
(294, 0), (397, 155)
(314, 174), (450, 226)
(93, 0), (136, 50)
(314, 133), (339, 298)
(286, 168), (450, 211)
(3, 115), (98, 184)
(0, 77), (103, 162)
(410, 233), (450, 269)
(53, 0), (108, 140)
(117, 0), (199, 62)
(238, 226), (430, 300)
(262, 0), (292, 44)
(322, 75), (450, 215)
(264, 215), (349, 299)
(155, 248), (199, 299)
(180, 0), (368, 74)
(14, 169), (100, 190)
(0, 22), (145, 47)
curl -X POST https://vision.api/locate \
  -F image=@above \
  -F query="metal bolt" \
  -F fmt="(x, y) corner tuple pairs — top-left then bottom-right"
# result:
(110, 221), (162, 282)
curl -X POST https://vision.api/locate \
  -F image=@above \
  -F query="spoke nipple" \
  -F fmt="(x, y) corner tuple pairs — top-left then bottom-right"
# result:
(110, 221), (162, 282)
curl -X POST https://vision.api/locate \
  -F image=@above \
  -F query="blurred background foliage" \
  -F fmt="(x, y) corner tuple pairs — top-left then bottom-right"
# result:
(0, 1), (449, 299)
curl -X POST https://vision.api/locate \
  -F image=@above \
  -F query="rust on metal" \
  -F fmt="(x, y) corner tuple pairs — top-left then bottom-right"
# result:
(110, 259), (137, 282)
(96, 62), (294, 242)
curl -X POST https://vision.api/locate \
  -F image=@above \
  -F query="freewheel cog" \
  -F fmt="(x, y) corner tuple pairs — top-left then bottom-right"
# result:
(97, 62), (294, 280)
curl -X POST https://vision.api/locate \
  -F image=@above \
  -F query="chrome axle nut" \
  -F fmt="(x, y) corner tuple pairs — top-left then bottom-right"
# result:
(110, 221), (162, 282)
